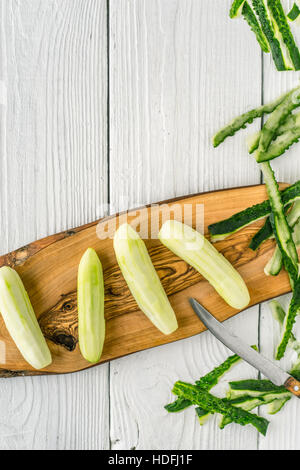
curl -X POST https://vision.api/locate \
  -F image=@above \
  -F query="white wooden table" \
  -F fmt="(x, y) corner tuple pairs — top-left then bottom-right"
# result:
(0, 0), (300, 450)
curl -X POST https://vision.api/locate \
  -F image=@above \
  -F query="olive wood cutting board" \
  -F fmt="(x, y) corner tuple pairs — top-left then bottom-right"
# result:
(0, 183), (294, 378)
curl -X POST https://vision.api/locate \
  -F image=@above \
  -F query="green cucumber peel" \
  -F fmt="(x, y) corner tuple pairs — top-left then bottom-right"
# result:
(173, 381), (269, 436)
(287, 3), (300, 21)
(196, 407), (211, 425)
(248, 112), (300, 154)
(228, 379), (289, 397)
(261, 162), (299, 284)
(242, 2), (270, 52)
(159, 221), (250, 310)
(78, 248), (105, 364)
(256, 87), (300, 160)
(220, 391), (290, 427)
(269, 300), (300, 378)
(267, 0), (300, 70)
(249, 217), (273, 250)
(208, 180), (300, 242)
(267, 396), (291, 414)
(213, 90), (289, 148)
(265, 202), (300, 275)
(276, 278), (300, 360)
(256, 126), (300, 162)
(230, 0), (246, 18)
(251, 198), (300, 253)
(251, 0), (290, 71)
(0, 267), (52, 370)
(164, 397), (192, 413)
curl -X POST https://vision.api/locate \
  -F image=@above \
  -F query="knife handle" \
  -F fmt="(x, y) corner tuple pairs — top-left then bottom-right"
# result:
(284, 376), (300, 398)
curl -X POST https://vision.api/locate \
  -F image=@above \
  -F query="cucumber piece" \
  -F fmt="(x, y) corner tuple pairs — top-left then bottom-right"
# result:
(252, 0), (290, 71)
(255, 87), (300, 161)
(267, 396), (291, 414)
(264, 201), (300, 276)
(114, 224), (178, 335)
(159, 221), (250, 310)
(287, 3), (300, 21)
(208, 180), (300, 242)
(276, 278), (300, 359)
(267, 0), (300, 70)
(78, 248), (105, 364)
(242, 2), (270, 52)
(173, 381), (269, 436)
(230, 0), (246, 18)
(247, 131), (261, 154)
(213, 90), (289, 147)
(0, 267), (52, 370)
(218, 397), (262, 429)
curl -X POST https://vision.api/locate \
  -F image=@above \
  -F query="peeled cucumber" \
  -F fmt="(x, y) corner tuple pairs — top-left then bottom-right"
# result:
(78, 248), (105, 363)
(159, 220), (250, 310)
(114, 224), (178, 335)
(0, 266), (52, 370)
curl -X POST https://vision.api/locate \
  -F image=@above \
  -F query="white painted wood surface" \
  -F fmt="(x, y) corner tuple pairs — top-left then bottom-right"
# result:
(1, 0), (300, 450)
(0, 0), (109, 450)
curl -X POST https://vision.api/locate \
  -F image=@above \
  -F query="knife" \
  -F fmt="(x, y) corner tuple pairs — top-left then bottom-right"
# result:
(189, 298), (300, 398)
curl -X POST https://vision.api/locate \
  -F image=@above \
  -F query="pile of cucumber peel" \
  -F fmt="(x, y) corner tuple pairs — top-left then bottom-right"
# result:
(230, 0), (300, 71)
(210, 83), (300, 365)
(165, 349), (292, 436)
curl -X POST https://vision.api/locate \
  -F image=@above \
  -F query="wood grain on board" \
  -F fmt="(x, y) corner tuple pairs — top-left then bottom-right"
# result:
(0, 183), (293, 377)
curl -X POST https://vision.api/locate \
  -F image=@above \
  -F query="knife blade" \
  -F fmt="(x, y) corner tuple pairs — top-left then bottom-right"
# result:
(189, 298), (300, 397)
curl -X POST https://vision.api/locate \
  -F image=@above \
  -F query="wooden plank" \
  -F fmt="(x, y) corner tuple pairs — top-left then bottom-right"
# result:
(109, 0), (262, 450)
(259, 0), (300, 451)
(0, 0), (109, 449)
(0, 184), (295, 377)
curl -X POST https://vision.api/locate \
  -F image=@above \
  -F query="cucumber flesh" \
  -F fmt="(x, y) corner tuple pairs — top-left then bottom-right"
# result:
(77, 248), (105, 364)
(267, 0), (300, 70)
(256, 87), (300, 161)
